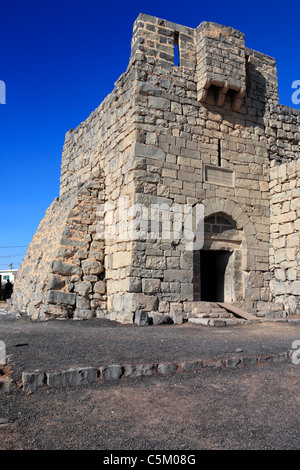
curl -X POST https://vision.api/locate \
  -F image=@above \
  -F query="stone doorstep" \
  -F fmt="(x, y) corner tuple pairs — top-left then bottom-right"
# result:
(0, 351), (290, 393)
(188, 317), (251, 326)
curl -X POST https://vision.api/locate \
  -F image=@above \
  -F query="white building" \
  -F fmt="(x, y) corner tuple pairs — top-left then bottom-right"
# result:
(0, 269), (18, 300)
(0, 269), (18, 283)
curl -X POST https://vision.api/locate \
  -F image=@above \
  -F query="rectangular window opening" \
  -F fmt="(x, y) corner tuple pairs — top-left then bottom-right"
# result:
(174, 32), (180, 66)
(218, 139), (222, 167)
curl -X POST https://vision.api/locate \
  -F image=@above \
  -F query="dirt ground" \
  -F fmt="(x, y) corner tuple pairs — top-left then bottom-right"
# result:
(0, 361), (299, 451)
(1, 310), (299, 452)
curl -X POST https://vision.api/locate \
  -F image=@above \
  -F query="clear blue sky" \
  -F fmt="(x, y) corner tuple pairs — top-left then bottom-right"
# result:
(0, 0), (299, 269)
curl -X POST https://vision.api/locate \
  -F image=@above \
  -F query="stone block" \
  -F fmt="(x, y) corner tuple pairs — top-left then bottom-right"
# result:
(123, 363), (157, 378)
(133, 293), (159, 312)
(142, 278), (161, 294)
(157, 363), (178, 375)
(82, 260), (104, 275)
(134, 310), (149, 325)
(0, 377), (16, 393)
(42, 304), (71, 318)
(73, 308), (94, 319)
(74, 281), (92, 297)
(134, 142), (165, 161)
(46, 275), (65, 291)
(291, 281), (300, 295)
(181, 361), (203, 372)
(22, 371), (46, 392)
(100, 364), (123, 381)
(76, 297), (90, 309)
(51, 260), (82, 276)
(148, 96), (171, 111)
(47, 367), (99, 388)
(224, 357), (241, 368)
(94, 281), (106, 294)
(116, 311), (134, 324)
(0, 341), (6, 366)
(150, 312), (172, 325)
(46, 291), (76, 306)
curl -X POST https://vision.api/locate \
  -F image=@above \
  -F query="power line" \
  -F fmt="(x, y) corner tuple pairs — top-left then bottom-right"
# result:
(0, 253), (26, 258)
(0, 263), (21, 267)
(0, 246), (28, 248)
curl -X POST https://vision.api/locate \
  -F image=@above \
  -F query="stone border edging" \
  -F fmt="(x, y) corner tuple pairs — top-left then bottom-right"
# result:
(15, 351), (291, 393)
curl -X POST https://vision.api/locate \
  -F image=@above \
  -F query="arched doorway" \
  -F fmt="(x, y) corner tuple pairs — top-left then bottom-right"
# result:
(193, 213), (243, 302)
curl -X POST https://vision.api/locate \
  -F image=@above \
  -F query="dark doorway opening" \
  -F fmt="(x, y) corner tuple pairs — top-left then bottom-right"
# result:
(200, 250), (232, 302)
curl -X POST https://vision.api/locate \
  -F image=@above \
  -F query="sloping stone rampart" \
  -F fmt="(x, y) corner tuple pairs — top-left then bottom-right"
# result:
(13, 173), (106, 320)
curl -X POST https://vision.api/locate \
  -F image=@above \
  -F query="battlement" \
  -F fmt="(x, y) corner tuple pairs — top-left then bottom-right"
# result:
(130, 14), (278, 112)
(131, 14), (277, 111)
(196, 22), (246, 111)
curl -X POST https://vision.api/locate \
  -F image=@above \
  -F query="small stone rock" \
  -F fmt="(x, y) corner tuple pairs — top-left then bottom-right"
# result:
(134, 310), (148, 326)
(101, 364), (123, 381)
(0, 417), (9, 424)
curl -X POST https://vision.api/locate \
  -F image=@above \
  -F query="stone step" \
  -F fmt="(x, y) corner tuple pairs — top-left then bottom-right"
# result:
(192, 311), (233, 319)
(189, 301), (237, 318)
(188, 317), (249, 327)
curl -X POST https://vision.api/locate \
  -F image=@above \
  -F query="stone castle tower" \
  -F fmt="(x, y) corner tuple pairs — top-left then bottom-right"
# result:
(12, 14), (300, 322)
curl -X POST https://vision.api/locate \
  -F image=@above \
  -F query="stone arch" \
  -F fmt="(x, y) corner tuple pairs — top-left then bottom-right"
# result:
(201, 197), (258, 271)
(193, 197), (259, 303)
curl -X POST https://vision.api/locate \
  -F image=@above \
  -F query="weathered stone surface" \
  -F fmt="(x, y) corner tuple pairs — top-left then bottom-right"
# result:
(42, 304), (71, 318)
(22, 371), (46, 392)
(11, 13), (300, 322)
(46, 275), (65, 291)
(115, 311), (134, 324)
(134, 310), (149, 326)
(157, 363), (178, 375)
(169, 311), (184, 324)
(123, 363), (157, 377)
(100, 364), (123, 381)
(82, 260), (103, 276)
(74, 281), (92, 297)
(47, 367), (98, 387)
(181, 361), (203, 372)
(150, 312), (172, 325)
(0, 377), (16, 394)
(94, 281), (106, 294)
(224, 357), (241, 368)
(46, 291), (76, 306)
(51, 260), (82, 276)
(73, 308), (94, 320)
(133, 294), (159, 312)
(0, 341), (6, 366)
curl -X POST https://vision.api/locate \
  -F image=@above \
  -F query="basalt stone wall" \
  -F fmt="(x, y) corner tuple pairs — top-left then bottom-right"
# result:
(118, 14), (279, 317)
(270, 159), (300, 313)
(12, 13), (300, 321)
